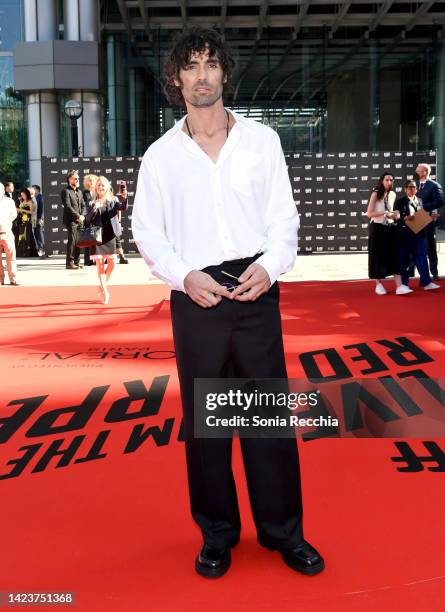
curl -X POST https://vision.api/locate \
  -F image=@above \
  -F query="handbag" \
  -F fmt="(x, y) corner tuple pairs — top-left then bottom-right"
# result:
(76, 224), (102, 248)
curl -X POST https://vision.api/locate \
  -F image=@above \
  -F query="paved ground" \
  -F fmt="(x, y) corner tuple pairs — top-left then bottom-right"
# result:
(3, 249), (445, 287)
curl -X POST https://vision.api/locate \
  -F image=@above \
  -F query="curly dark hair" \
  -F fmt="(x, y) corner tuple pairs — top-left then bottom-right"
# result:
(373, 172), (394, 200)
(163, 27), (236, 108)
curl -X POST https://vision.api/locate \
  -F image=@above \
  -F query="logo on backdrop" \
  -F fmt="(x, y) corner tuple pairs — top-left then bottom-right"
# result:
(42, 151), (436, 256)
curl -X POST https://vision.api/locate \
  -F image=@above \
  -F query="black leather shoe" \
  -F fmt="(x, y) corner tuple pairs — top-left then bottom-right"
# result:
(10, 281), (20, 286)
(119, 256), (129, 264)
(433, 275), (440, 281)
(195, 544), (231, 578)
(74, 263), (84, 269)
(272, 540), (325, 575)
(66, 264), (79, 270)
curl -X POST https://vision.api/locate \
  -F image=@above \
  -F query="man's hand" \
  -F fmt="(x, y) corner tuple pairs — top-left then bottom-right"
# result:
(431, 211), (440, 221)
(184, 270), (234, 308)
(231, 263), (271, 302)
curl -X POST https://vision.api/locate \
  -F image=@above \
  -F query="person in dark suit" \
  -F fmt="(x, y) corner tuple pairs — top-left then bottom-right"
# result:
(416, 163), (444, 280)
(61, 170), (86, 270)
(394, 180), (439, 292)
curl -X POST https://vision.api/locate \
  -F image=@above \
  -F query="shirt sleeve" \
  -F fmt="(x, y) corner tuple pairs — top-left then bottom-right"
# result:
(255, 131), (299, 284)
(132, 152), (195, 292)
(9, 200), (18, 223)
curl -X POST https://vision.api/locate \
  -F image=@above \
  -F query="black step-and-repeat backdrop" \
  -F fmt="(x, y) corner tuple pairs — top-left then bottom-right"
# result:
(42, 150), (437, 256)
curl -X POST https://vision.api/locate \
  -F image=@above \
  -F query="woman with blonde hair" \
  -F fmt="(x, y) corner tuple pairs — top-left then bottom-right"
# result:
(86, 175), (128, 304)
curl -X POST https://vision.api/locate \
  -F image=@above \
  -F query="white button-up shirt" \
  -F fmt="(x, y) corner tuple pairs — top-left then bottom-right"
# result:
(0, 195), (18, 234)
(132, 110), (299, 292)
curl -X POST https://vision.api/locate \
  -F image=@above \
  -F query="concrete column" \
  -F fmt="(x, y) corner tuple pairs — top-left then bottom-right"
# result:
(27, 92), (59, 185)
(25, 0), (59, 185)
(63, 0), (102, 155)
(63, 0), (79, 40)
(79, 0), (99, 42)
(37, 0), (58, 41)
(24, 0), (37, 41)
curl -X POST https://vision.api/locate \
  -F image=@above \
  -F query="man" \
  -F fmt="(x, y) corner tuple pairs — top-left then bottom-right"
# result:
(132, 27), (324, 578)
(394, 180), (439, 291)
(0, 182), (19, 286)
(61, 170), (85, 270)
(32, 184), (45, 257)
(416, 163), (444, 280)
(4, 182), (17, 202)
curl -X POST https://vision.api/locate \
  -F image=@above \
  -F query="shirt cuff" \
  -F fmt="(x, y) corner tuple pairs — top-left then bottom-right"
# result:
(171, 261), (196, 293)
(255, 252), (285, 286)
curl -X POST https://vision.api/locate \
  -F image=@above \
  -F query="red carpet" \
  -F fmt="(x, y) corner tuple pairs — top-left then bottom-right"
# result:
(1, 280), (444, 611)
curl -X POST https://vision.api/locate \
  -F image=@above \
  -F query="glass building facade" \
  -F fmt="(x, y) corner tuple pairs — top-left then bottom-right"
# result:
(2, 1), (445, 183)
(0, 0), (26, 185)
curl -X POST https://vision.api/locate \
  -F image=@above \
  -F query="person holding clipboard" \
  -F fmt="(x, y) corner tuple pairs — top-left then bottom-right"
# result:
(394, 180), (440, 292)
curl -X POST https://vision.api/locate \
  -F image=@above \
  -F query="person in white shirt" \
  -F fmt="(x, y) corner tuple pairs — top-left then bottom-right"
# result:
(366, 172), (406, 295)
(0, 182), (19, 285)
(132, 27), (324, 579)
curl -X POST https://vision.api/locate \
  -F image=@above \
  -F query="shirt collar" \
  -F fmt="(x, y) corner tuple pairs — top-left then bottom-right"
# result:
(173, 109), (249, 167)
(169, 109), (255, 135)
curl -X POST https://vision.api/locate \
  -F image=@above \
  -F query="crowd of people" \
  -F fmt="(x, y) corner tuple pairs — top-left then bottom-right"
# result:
(1, 162), (444, 299)
(0, 172), (129, 296)
(367, 162), (443, 295)
(60, 171), (129, 303)
(0, 181), (45, 286)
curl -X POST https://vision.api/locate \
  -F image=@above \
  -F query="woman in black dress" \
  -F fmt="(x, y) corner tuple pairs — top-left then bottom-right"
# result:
(86, 175), (128, 304)
(367, 173), (407, 295)
(16, 189), (38, 257)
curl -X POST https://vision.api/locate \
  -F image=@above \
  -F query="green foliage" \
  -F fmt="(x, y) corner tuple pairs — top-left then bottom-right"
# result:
(0, 108), (27, 186)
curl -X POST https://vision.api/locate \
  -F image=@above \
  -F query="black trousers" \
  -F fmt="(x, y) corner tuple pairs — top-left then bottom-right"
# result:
(65, 223), (81, 265)
(425, 222), (438, 277)
(170, 256), (304, 551)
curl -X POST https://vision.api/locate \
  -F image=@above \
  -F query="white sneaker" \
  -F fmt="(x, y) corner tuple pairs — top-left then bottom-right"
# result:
(396, 285), (413, 295)
(424, 282), (440, 291)
(375, 283), (387, 295)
